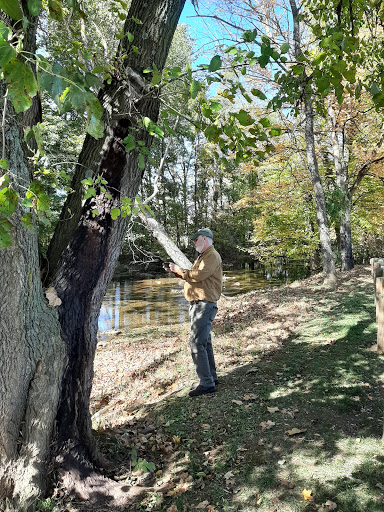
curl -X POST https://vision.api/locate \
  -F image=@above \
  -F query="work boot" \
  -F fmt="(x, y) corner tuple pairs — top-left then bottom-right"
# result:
(190, 380), (218, 389)
(189, 384), (216, 397)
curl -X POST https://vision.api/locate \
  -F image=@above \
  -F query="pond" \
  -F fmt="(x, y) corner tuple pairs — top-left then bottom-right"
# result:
(98, 261), (309, 334)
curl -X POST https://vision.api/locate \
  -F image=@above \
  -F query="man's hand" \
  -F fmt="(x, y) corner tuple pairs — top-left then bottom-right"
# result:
(169, 262), (182, 276)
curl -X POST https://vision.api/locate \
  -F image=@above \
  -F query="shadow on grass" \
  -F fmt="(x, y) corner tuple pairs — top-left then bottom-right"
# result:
(88, 269), (384, 512)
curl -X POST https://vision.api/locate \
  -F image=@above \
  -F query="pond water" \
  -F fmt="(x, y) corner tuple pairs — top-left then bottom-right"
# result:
(98, 261), (309, 333)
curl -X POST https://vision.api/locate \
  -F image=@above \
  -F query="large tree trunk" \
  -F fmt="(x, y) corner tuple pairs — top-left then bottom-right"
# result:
(0, 88), (66, 510)
(0, 0), (186, 509)
(304, 97), (337, 283)
(329, 104), (354, 271)
(289, 0), (337, 284)
(49, 0), (186, 482)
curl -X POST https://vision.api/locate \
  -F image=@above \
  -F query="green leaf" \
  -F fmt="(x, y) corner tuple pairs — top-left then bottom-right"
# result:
(0, 40), (15, 67)
(0, 160), (8, 170)
(370, 83), (380, 97)
(87, 114), (104, 139)
(21, 212), (33, 229)
(190, 79), (202, 99)
(251, 88), (267, 100)
(27, 0), (42, 16)
(0, 0), (22, 20)
(110, 208), (120, 220)
(258, 54), (270, 68)
(208, 55), (222, 72)
(151, 71), (162, 86)
(83, 187), (96, 200)
(291, 65), (304, 75)
(22, 197), (34, 208)
(126, 31), (134, 43)
(137, 153), (145, 170)
(38, 62), (67, 105)
(209, 101), (222, 112)
(81, 178), (93, 186)
(0, 21), (11, 41)
(85, 72), (102, 90)
(143, 117), (164, 137)
(316, 76), (330, 93)
(280, 43), (289, 54)
(0, 186), (18, 216)
(92, 66), (104, 74)
(243, 29), (257, 42)
(234, 109), (254, 126)
(0, 216), (12, 248)
(48, 0), (63, 20)
(3, 59), (37, 113)
(204, 124), (221, 141)
(269, 127), (282, 136)
(123, 134), (136, 152)
(259, 117), (271, 128)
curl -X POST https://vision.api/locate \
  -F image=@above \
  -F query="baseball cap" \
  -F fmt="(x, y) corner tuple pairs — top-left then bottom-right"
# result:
(190, 227), (213, 240)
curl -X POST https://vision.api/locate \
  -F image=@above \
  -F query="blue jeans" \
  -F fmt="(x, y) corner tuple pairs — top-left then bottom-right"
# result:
(189, 301), (218, 388)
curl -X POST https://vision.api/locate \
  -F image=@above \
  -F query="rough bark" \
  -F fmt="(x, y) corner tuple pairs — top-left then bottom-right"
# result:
(49, 0), (186, 483)
(289, 0), (337, 285)
(0, 89), (65, 510)
(0, 0), (186, 509)
(329, 104), (354, 271)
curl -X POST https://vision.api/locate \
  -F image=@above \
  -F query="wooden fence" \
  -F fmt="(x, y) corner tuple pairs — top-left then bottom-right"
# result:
(371, 257), (384, 354)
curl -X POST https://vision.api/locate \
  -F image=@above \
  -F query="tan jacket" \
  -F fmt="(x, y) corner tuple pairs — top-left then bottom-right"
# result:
(180, 245), (222, 303)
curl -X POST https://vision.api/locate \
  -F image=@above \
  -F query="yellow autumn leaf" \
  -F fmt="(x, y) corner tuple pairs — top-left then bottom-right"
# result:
(302, 489), (313, 501)
(172, 435), (180, 443)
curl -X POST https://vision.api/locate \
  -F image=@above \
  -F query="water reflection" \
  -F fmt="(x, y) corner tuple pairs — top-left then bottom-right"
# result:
(98, 262), (309, 334)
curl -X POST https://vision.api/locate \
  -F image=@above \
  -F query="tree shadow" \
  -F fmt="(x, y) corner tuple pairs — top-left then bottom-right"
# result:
(68, 267), (384, 511)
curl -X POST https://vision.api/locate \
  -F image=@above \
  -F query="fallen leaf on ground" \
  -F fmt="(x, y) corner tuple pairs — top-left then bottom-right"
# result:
(232, 400), (243, 406)
(260, 420), (276, 429)
(196, 501), (210, 509)
(244, 393), (258, 400)
(167, 506), (178, 512)
(202, 424), (211, 430)
(302, 489), (313, 501)
(324, 500), (337, 510)
(267, 407), (280, 413)
(286, 428), (307, 436)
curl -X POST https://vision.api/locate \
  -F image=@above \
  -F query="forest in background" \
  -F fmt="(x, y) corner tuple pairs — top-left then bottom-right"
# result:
(29, 0), (384, 272)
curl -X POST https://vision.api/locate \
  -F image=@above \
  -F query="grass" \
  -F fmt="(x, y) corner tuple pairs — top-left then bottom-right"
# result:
(64, 265), (384, 511)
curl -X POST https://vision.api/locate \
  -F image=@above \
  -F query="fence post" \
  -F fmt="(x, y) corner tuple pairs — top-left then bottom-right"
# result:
(377, 277), (384, 354)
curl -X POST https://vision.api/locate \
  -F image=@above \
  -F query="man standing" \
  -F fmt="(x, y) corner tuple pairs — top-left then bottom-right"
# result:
(168, 228), (222, 397)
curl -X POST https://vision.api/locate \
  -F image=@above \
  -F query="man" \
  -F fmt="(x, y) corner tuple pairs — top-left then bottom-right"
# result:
(168, 228), (223, 397)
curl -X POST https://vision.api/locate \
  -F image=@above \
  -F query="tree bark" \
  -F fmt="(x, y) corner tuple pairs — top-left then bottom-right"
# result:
(138, 210), (192, 269)
(329, 104), (354, 271)
(289, 0), (337, 284)
(0, 0), (186, 509)
(0, 88), (66, 510)
(50, 0), (186, 463)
